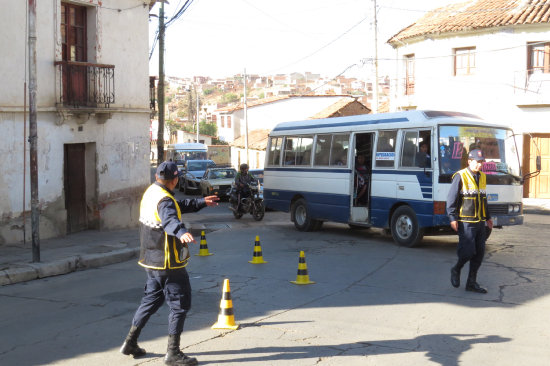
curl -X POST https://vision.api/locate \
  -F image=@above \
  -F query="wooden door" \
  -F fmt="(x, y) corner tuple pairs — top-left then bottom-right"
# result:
(524, 134), (550, 198)
(61, 3), (87, 105)
(64, 144), (87, 233)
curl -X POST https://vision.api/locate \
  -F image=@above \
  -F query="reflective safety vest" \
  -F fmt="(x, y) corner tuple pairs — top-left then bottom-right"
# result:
(138, 184), (189, 270)
(454, 168), (489, 223)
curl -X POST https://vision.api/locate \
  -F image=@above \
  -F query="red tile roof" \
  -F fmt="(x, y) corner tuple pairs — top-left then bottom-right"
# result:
(230, 129), (271, 150)
(388, 0), (550, 45)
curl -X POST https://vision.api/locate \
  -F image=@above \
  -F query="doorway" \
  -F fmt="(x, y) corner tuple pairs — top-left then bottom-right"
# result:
(350, 132), (374, 222)
(523, 134), (550, 198)
(64, 143), (97, 233)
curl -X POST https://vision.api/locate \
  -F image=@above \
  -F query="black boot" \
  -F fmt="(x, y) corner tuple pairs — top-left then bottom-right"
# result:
(165, 334), (198, 366)
(450, 265), (461, 288)
(465, 270), (488, 294)
(120, 325), (146, 358)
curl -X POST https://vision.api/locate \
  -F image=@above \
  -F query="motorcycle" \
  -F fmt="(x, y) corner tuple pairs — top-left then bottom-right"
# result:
(228, 181), (265, 221)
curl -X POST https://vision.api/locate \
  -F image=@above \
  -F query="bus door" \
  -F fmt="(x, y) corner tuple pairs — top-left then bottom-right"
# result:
(350, 132), (374, 223)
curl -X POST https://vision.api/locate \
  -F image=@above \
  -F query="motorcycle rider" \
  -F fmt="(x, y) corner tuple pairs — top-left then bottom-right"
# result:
(231, 163), (257, 212)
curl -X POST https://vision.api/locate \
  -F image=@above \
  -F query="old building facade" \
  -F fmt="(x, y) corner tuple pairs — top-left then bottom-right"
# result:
(0, 1), (153, 244)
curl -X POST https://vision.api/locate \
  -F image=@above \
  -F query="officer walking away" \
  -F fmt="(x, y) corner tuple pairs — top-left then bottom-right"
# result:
(120, 161), (219, 365)
(446, 149), (493, 294)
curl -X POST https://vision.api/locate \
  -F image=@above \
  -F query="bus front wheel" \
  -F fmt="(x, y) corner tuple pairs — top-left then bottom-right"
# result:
(390, 206), (424, 247)
(292, 198), (322, 232)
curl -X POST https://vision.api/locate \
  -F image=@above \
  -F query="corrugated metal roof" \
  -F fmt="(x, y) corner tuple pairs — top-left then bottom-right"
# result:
(388, 0), (550, 45)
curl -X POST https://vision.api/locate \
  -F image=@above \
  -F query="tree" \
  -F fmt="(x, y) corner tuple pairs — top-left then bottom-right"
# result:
(198, 121), (217, 137)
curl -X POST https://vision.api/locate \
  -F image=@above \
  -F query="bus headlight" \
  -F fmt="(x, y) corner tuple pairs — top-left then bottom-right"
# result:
(513, 204), (520, 213)
(508, 205), (513, 214)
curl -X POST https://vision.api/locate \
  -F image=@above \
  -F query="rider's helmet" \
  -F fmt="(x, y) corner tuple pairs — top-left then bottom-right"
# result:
(240, 163), (248, 172)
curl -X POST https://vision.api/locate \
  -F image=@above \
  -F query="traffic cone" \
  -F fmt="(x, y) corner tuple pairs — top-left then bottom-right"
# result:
(195, 231), (213, 256)
(290, 251), (315, 285)
(211, 279), (239, 330)
(248, 235), (267, 264)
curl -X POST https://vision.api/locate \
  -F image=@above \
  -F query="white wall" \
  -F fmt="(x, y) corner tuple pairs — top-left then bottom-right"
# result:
(391, 25), (550, 137)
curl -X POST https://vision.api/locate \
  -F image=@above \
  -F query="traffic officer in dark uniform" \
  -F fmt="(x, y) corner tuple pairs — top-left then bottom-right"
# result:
(120, 161), (219, 365)
(446, 149), (493, 294)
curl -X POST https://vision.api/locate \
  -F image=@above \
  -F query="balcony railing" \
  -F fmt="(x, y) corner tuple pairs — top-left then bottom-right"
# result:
(55, 61), (115, 108)
(513, 68), (550, 105)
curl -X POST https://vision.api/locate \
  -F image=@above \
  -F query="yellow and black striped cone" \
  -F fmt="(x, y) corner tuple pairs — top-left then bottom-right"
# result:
(211, 279), (239, 330)
(290, 251), (315, 285)
(195, 230), (213, 256)
(248, 235), (267, 264)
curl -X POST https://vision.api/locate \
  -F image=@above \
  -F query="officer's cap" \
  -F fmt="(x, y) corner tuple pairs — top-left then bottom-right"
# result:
(156, 161), (181, 180)
(468, 149), (485, 161)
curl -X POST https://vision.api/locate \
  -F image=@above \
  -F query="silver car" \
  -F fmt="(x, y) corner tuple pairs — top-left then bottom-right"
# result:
(199, 167), (237, 198)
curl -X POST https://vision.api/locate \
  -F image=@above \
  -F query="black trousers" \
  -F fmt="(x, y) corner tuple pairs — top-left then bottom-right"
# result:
(456, 221), (487, 273)
(132, 268), (191, 335)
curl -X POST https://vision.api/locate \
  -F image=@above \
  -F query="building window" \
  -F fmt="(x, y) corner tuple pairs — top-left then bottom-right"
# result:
(227, 116), (232, 128)
(61, 3), (87, 62)
(454, 47), (476, 76)
(221, 115), (225, 128)
(405, 54), (415, 95)
(528, 42), (550, 74)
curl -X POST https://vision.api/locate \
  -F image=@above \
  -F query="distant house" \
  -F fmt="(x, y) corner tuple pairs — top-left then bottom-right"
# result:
(214, 95), (368, 143)
(0, 0), (153, 245)
(226, 98), (370, 168)
(388, 0), (550, 198)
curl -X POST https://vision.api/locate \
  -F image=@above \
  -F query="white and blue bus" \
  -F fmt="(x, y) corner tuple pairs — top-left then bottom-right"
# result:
(166, 143), (208, 165)
(263, 110), (531, 247)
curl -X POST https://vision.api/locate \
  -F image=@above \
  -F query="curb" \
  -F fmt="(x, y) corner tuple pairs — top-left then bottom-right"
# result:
(0, 248), (139, 286)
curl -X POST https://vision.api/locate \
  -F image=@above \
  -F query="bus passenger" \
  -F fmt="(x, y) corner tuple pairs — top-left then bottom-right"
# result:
(416, 141), (431, 168)
(355, 155), (369, 205)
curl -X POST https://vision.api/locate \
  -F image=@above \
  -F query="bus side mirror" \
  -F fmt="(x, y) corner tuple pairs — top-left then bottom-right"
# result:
(536, 155), (542, 171)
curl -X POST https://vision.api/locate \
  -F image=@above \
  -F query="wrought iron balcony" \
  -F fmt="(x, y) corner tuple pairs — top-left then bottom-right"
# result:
(55, 61), (115, 108)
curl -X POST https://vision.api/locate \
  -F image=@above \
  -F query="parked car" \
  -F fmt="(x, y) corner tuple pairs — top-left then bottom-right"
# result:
(199, 167), (237, 198)
(179, 159), (216, 194)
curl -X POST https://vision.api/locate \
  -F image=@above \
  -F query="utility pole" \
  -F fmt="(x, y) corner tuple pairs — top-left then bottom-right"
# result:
(243, 69), (249, 165)
(372, 0), (380, 113)
(188, 88), (192, 137)
(28, 0), (40, 262)
(195, 87), (199, 143)
(156, 0), (165, 165)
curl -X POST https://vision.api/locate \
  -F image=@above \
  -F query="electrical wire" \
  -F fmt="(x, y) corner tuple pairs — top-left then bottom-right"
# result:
(263, 13), (370, 74)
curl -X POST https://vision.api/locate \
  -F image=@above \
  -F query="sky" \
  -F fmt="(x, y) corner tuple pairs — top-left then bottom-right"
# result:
(149, 0), (460, 81)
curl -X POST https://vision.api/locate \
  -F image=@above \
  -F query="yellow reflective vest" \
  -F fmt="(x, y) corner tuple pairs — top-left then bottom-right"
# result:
(453, 168), (489, 223)
(138, 184), (189, 270)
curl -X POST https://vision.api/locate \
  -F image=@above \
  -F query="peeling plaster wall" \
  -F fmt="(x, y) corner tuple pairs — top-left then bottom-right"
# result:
(0, 0), (151, 245)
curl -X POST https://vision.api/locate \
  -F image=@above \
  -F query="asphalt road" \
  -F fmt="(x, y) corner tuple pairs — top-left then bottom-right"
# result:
(0, 195), (549, 366)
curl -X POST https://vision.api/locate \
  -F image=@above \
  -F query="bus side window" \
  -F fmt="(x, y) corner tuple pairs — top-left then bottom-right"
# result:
(269, 137), (282, 166)
(314, 134), (331, 166)
(375, 130), (397, 168)
(400, 131), (417, 167)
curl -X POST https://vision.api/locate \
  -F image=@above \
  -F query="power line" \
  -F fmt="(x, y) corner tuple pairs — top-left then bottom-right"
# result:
(263, 14), (370, 74)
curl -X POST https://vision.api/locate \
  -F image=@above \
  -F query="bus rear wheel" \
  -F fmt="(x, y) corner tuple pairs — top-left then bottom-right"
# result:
(390, 206), (424, 247)
(292, 198), (322, 232)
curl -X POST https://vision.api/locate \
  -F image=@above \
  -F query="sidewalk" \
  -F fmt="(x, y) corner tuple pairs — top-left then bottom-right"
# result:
(0, 221), (208, 286)
(1, 200), (548, 286)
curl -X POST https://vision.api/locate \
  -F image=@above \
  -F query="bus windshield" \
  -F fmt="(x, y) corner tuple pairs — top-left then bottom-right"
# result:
(438, 125), (521, 184)
(173, 150), (207, 164)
